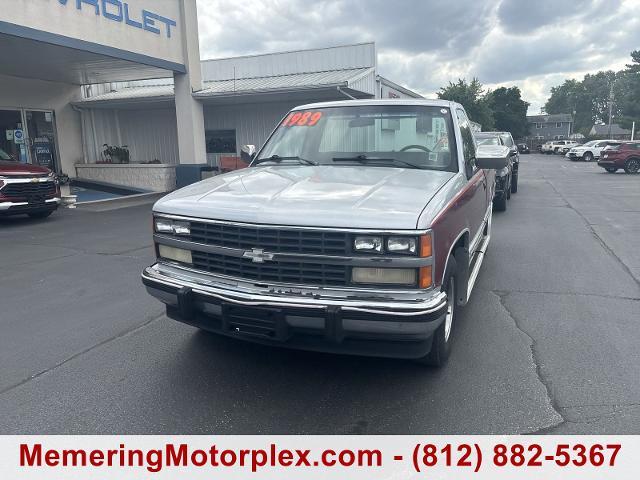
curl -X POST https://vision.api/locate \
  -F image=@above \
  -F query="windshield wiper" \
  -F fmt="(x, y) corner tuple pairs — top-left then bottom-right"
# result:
(332, 155), (423, 169)
(253, 155), (318, 166)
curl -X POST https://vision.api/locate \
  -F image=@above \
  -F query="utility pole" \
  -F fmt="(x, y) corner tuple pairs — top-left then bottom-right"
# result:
(607, 81), (615, 138)
(632, 121), (636, 141)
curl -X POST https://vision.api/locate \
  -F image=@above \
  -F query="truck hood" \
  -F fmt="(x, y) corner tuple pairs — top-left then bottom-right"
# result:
(0, 161), (51, 175)
(155, 166), (455, 229)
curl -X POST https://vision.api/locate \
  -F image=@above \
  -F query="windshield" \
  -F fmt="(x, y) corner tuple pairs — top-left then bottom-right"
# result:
(256, 105), (457, 172)
(0, 147), (14, 161)
(476, 135), (501, 146)
(499, 134), (514, 147)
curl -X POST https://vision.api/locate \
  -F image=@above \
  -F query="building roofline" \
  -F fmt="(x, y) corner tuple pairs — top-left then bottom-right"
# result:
(201, 42), (376, 64)
(376, 75), (423, 98)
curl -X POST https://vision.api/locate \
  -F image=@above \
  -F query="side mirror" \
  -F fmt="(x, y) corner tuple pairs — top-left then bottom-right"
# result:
(476, 145), (510, 170)
(240, 145), (256, 164)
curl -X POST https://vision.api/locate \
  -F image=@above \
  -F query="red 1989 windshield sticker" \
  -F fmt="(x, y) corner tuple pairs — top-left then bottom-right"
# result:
(282, 111), (324, 127)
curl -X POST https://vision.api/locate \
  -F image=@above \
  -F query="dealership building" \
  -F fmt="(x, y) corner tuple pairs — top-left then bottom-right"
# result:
(0, 0), (421, 192)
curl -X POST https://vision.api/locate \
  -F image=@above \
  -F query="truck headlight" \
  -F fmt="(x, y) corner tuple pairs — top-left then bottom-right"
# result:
(352, 267), (416, 285)
(158, 245), (193, 264)
(387, 237), (417, 254)
(154, 218), (190, 235)
(354, 236), (383, 253)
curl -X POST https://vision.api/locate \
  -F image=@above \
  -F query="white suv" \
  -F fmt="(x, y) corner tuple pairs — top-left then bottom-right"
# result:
(566, 140), (622, 162)
(542, 140), (579, 155)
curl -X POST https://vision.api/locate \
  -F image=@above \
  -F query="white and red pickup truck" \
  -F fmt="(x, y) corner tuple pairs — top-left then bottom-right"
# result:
(142, 99), (509, 366)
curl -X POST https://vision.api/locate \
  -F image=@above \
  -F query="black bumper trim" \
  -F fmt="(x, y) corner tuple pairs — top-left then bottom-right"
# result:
(143, 276), (447, 359)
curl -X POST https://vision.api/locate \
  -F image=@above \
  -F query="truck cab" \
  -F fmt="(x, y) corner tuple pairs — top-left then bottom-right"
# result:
(142, 100), (509, 366)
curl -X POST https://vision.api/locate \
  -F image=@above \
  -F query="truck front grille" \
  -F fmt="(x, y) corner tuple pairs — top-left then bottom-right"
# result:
(1, 181), (56, 200)
(191, 251), (350, 286)
(189, 221), (350, 256)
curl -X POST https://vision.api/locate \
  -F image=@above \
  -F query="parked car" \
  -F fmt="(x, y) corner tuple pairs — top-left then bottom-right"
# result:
(141, 99), (510, 367)
(0, 148), (60, 218)
(566, 140), (622, 162)
(517, 143), (530, 154)
(558, 143), (580, 156)
(496, 132), (520, 194)
(474, 132), (516, 211)
(542, 140), (579, 154)
(597, 142), (640, 174)
(539, 141), (553, 153)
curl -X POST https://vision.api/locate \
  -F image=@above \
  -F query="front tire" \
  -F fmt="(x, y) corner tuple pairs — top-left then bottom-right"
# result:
(416, 265), (456, 367)
(605, 167), (618, 173)
(511, 173), (518, 193)
(28, 211), (53, 219)
(624, 157), (640, 174)
(583, 152), (594, 162)
(493, 193), (507, 212)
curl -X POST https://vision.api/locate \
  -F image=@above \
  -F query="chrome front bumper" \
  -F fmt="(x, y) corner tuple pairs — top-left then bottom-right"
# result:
(0, 198), (60, 211)
(142, 262), (449, 358)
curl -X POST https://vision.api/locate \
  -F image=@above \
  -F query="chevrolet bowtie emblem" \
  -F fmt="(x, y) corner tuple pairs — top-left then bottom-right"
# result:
(243, 248), (274, 263)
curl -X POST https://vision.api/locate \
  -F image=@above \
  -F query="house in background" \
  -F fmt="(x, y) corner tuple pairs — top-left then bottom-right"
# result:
(526, 113), (574, 142)
(589, 124), (633, 140)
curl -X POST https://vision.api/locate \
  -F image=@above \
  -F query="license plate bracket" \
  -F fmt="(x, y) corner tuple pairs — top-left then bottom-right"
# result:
(222, 304), (289, 341)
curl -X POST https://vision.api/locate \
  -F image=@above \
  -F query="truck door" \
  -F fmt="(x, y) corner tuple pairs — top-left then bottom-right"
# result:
(455, 109), (488, 243)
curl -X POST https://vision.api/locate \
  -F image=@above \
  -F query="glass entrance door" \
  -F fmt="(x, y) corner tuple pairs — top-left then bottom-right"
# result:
(0, 109), (26, 163)
(25, 110), (59, 172)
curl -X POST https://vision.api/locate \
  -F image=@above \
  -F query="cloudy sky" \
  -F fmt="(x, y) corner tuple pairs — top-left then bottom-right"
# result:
(195, 0), (640, 114)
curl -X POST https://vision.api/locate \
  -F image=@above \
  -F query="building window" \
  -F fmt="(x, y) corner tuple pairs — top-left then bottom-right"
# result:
(556, 122), (562, 128)
(536, 123), (542, 129)
(206, 130), (237, 154)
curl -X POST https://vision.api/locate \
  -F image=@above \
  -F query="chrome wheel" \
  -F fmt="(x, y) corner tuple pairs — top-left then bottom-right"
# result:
(625, 158), (640, 174)
(444, 280), (455, 342)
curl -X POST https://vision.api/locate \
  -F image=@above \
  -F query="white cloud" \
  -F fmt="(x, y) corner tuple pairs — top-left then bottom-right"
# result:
(195, 0), (640, 114)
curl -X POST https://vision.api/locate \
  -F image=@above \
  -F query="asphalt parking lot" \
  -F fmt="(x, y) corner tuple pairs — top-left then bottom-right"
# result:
(1, 153), (639, 434)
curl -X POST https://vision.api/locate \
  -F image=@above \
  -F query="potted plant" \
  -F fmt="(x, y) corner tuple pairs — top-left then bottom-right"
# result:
(102, 144), (131, 164)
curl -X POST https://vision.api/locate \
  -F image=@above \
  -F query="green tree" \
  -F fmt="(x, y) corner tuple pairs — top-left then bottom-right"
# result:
(543, 52), (640, 135)
(485, 86), (530, 139)
(583, 71), (620, 124)
(544, 79), (592, 134)
(617, 50), (640, 130)
(437, 78), (494, 129)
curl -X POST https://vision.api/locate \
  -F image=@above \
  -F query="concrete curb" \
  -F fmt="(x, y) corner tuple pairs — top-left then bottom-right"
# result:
(75, 192), (166, 212)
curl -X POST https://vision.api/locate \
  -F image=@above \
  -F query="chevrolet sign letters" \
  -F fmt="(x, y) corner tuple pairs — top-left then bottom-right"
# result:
(58, 0), (177, 38)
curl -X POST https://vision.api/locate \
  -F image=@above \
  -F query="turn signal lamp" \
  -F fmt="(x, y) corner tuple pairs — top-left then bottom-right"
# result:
(419, 266), (433, 289)
(420, 233), (432, 258)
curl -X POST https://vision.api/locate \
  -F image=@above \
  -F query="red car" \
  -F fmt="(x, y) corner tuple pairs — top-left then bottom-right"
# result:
(597, 142), (640, 174)
(0, 148), (61, 218)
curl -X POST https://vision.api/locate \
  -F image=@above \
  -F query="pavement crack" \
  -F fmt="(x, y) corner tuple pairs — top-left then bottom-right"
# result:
(0, 312), (165, 397)
(0, 252), (80, 270)
(532, 403), (640, 433)
(492, 290), (566, 432)
(544, 178), (640, 288)
(477, 288), (639, 302)
(1, 242), (152, 259)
